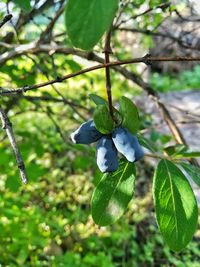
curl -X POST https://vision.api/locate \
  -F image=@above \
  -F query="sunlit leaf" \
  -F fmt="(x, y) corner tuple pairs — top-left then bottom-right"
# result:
(65, 0), (119, 50)
(91, 160), (136, 226)
(153, 159), (198, 252)
(90, 94), (107, 106)
(164, 145), (200, 158)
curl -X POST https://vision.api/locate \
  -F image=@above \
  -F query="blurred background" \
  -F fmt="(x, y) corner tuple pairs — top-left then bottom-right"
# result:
(0, 0), (200, 266)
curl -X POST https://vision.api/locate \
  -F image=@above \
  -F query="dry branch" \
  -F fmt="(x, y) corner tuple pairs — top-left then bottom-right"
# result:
(0, 107), (28, 183)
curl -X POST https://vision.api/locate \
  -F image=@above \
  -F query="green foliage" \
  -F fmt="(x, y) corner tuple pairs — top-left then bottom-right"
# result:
(90, 94), (122, 125)
(164, 144), (200, 158)
(65, 0), (119, 50)
(91, 160), (136, 226)
(137, 134), (158, 153)
(150, 65), (200, 92)
(0, 0), (200, 263)
(153, 159), (198, 252)
(90, 94), (107, 106)
(119, 96), (140, 134)
(13, 0), (31, 12)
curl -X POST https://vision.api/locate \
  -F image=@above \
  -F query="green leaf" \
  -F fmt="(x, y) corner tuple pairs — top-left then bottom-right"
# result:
(153, 159), (198, 252)
(91, 160), (136, 226)
(179, 162), (200, 187)
(164, 145), (200, 158)
(90, 94), (122, 125)
(178, 152), (200, 158)
(13, 0), (31, 11)
(65, 0), (119, 50)
(137, 134), (157, 152)
(119, 96), (140, 134)
(90, 94), (107, 106)
(164, 144), (187, 156)
(93, 105), (113, 134)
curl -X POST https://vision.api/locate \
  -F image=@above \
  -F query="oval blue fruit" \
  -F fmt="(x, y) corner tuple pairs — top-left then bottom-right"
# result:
(71, 120), (103, 144)
(112, 127), (144, 162)
(96, 136), (118, 173)
(133, 136), (144, 161)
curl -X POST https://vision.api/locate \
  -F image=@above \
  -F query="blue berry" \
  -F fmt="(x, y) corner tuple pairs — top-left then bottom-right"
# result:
(112, 127), (143, 162)
(96, 136), (118, 172)
(71, 120), (103, 144)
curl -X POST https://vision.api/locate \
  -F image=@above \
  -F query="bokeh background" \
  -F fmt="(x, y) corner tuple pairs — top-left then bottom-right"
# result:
(0, 0), (200, 266)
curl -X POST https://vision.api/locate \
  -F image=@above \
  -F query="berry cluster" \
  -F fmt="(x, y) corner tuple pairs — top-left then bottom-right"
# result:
(71, 120), (144, 173)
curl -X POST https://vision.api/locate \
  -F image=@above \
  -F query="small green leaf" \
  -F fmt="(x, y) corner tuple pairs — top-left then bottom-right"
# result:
(13, 0), (31, 11)
(137, 134), (157, 152)
(180, 162), (200, 187)
(93, 105), (113, 134)
(119, 96), (139, 134)
(91, 160), (136, 226)
(164, 145), (200, 158)
(164, 144), (187, 156)
(178, 152), (200, 158)
(90, 94), (122, 125)
(65, 0), (119, 50)
(153, 159), (198, 252)
(90, 94), (107, 106)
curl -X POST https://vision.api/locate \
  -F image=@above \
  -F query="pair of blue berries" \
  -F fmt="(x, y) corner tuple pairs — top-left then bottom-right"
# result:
(71, 120), (144, 173)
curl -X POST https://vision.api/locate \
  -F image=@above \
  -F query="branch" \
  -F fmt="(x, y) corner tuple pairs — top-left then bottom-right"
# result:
(1, 47), (200, 95)
(104, 29), (114, 119)
(0, 44), (199, 166)
(23, 54), (88, 121)
(0, 107), (28, 183)
(156, 100), (186, 144)
(0, 14), (12, 29)
(115, 2), (171, 28)
(2, 0), (54, 44)
(19, 95), (89, 110)
(118, 27), (200, 50)
(174, 9), (200, 22)
(37, 4), (65, 44)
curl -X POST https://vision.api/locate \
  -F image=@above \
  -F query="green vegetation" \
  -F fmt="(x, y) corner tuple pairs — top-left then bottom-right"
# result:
(150, 65), (200, 92)
(0, 0), (200, 265)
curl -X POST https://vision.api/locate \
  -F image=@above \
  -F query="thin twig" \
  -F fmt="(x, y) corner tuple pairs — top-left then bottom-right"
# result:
(118, 27), (200, 50)
(0, 43), (199, 166)
(0, 107), (28, 183)
(37, 4), (64, 45)
(156, 100), (186, 144)
(25, 54), (88, 121)
(0, 14), (12, 29)
(115, 2), (171, 28)
(144, 153), (170, 160)
(104, 29), (114, 119)
(1, 53), (200, 95)
(46, 106), (66, 143)
(18, 95), (88, 110)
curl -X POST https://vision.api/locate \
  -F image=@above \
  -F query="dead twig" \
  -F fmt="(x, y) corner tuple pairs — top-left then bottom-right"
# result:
(0, 107), (28, 183)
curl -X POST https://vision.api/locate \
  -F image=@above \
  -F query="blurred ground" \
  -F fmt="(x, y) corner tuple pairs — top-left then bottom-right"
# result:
(136, 89), (200, 204)
(137, 90), (200, 148)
